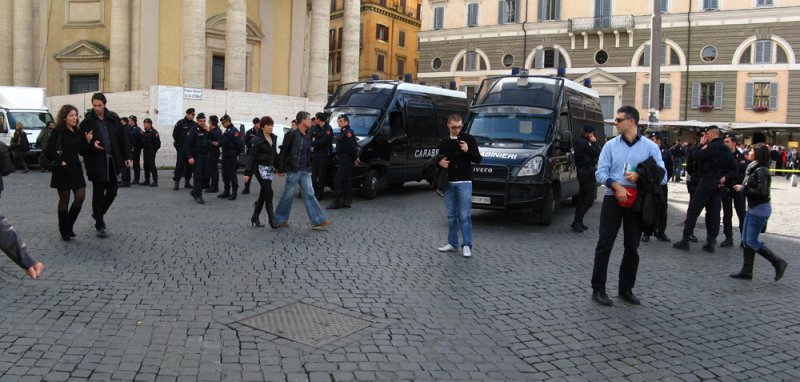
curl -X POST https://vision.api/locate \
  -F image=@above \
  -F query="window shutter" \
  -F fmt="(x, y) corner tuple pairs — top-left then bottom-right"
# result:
(554, 49), (560, 68)
(744, 82), (754, 109)
(691, 82), (701, 108)
(642, 84), (650, 109)
(534, 48), (544, 69)
(663, 84), (672, 109)
(642, 45), (650, 66)
(661, 45), (667, 65)
(538, 0), (545, 20)
(754, 42), (764, 64)
(513, 0), (520, 22)
(555, 0), (561, 20)
(498, 1), (506, 23)
(468, 4), (478, 26)
(434, 7), (443, 29)
(769, 83), (778, 110)
(714, 82), (723, 109)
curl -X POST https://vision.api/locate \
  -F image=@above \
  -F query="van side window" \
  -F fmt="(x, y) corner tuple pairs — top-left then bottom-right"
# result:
(558, 114), (570, 138)
(406, 101), (436, 145)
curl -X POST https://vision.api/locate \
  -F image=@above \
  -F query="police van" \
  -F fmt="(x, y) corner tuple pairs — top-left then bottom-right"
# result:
(325, 80), (467, 198)
(463, 74), (605, 225)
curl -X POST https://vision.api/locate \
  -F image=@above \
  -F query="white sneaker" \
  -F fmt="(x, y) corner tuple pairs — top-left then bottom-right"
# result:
(438, 244), (458, 252)
(463, 246), (472, 258)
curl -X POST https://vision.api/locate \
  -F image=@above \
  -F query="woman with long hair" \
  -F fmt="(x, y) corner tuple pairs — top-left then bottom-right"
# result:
(44, 104), (87, 241)
(243, 116), (279, 228)
(730, 143), (788, 281)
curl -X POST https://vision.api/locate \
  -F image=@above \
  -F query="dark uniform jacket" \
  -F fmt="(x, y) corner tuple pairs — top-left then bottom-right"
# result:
(141, 128), (161, 151)
(209, 127), (222, 157)
(660, 145), (674, 181)
(183, 126), (211, 160)
(574, 135), (601, 180)
(172, 118), (195, 149)
(311, 123), (334, 156)
(336, 126), (359, 162)
(724, 150), (748, 188)
(128, 124), (142, 151)
(437, 134), (481, 182)
(244, 127), (259, 155)
(689, 138), (732, 184)
(244, 133), (279, 177)
(221, 126), (243, 158)
(79, 109), (131, 182)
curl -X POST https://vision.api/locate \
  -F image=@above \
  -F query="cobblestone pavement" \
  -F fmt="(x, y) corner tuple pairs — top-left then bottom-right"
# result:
(1, 171), (798, 381)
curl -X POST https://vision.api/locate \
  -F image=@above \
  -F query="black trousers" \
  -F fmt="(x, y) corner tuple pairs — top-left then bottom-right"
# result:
(221, 157), (238, 192)
(573, 170), (596, 225)
(333, 159), (353, 206)
(173, 150), (192, 182)
(254, 174), (274, 214)
(208, 153), (220, 189)
(143, 149), (157, 181)
(311, 153), (330, 198)
(591, 195), (642, 292)
(92, 165), (119, 229)
(192, 155), (209, 196)
(131, 149), (141, 182)
(682, 182), (722, 242)
(722, 188), (746, 239)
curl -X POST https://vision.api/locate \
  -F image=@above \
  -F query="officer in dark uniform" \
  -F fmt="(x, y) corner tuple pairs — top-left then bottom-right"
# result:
(674, 125), (733, 252)
(327, 114), (359, 209)
(670, 140), (687, 182)
(242, 117), (261, 194)
(218, 115), (244, 200)
(184, 113), (211, 204)
(119, 117), (132, 187)
(642, 132), (673, 242)
(311, 112), (333, 200)
(140, 118), (161, 186)
(721, 134), (748, 247)
(128, 116), (143, 184)
(207, 115), (222, 193)
(570, 125), (601, 232)
(682, 134), (704, 243)
(173, 108), (197, 190)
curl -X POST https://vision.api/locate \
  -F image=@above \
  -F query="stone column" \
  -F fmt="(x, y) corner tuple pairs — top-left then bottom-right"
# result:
(225, 0), (246, 91)
(341, 0), (360, 84)
(0, 0), (13, 85)
(308, 0), (331, 104)
(131, 0), (141, 90)
(12, 0), (33, 86)
(182, 0), (206, 88)
(110, 0), (131, 91)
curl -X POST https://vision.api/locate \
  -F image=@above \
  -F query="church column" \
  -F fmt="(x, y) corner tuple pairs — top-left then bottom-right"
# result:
(182, 0), (206, 88)
(130, 0), (141, 90)
(110, 0), (131, 91)
(341, 0), (360, 84)
(12, 0), (33, 86)
(307, 0), (331, 103)
(225, 0), (246, 91)
(0, 0), (13, 85)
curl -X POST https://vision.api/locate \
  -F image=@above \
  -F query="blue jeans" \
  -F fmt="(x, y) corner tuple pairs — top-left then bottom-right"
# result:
(274, 170), (327, 226)
(741, 211), (769, 251)
(444, 182), (473, 249)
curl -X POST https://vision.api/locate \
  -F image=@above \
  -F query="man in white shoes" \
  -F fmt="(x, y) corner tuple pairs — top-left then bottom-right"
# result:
(435, 115), (482, 258)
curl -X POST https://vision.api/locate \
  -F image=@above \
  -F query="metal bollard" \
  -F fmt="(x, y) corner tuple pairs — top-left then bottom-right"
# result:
(791, 174), (797, 187)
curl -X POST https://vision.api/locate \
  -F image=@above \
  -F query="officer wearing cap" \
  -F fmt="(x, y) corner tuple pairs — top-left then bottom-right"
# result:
(311, 112), (333, 200)
(140, 118), (160, 186)
(128, 115), (143, 185)
(207, 115), (222, 193)
(570, 125), (601, 232)
(119, 117), (132, 187)
(641, 131), (673, 242)
(218, 115), (243, 200)
(327, 114), (359, 209)
(184, 113), (211, 204)
(720, 133), (747, 247)
(173, 108), (197, 190)
(242, 117), (262, 194)
(674, 125), (734, 252)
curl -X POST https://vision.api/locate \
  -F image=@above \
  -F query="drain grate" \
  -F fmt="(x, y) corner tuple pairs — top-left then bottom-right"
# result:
(239, 302), (373, 347)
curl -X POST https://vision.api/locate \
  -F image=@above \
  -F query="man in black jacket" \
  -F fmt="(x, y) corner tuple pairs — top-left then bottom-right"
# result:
(122, 115), (142, 186)
(184, 113), (211, 204)
(242, 118), (261, 194)
(172, 108), (196, 190)
(571, 125), (601, 232)
(311, 112), (333, 200)
(79, 92), (131, 238)
(217, 115), (243, 200)
(327, 114), (359, 209)
(642, 132), (672, 242)
(720, 134), (747, 247)
(436, 114), (481, 258)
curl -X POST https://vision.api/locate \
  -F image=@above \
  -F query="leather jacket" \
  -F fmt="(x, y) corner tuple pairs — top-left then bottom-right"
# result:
(742, 161), (771, 208)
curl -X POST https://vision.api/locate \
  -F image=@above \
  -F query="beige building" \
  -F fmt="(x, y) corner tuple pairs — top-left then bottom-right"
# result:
(0, 0), (345, 102)
(418, 0), (800, 135)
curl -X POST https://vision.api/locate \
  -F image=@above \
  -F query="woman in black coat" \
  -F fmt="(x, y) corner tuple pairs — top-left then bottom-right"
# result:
(45, 105), (87, 241)
(243, 116), (280, 228)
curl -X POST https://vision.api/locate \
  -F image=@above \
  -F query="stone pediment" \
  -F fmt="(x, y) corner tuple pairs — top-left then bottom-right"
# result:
(55, 40), (109, 61)
(206, 14), (265, 42)
(575, 69), (627, 86)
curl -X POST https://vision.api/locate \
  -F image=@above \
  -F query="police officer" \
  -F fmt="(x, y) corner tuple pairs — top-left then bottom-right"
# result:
(571, 125), (601, 232)
(642, 132), (672, 242)
(327, 114), (359, 209)
(311, 112), (333, 200)
(674, 125), (733, 252)
(242, 117), (261, 194)
(173, 108), (197, 190)
(119, 117), (132, 187)
(670, 140), (687, 182)
(184, 113), (211, 204)
(218, 115), (243, 200)
(682, 134), (704, 243)
(128, 116), (143, 185)
(721, 134), (747, 247)
(207, 115), (222, 193)
(139, 118), (161, 187)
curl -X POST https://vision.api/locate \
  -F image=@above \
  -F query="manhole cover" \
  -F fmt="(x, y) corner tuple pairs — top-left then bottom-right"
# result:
(239, 302), (373, 347)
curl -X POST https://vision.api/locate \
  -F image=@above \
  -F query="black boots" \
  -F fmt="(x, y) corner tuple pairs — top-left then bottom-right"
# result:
(251, 201), (264, 227)
(58, 210), (71, 241)
(720, 237), (734, 247)
(151, 179), (158, 187)
(757, 245), (788, 281)
(66, 205), (81, 238)
(217, 188), (230, 198)
(730, 247), (755, 280)
(173, 180), (180, 191)
(228, 188), (237, 201)
(241, 183), (250, 195)
(266, 202), (278, 229)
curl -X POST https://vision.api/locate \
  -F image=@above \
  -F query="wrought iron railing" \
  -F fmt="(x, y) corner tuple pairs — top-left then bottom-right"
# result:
(568, 15), (634, 32)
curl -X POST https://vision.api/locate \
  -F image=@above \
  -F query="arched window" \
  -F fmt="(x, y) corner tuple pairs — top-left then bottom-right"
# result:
(637, 43), (680, 66)
(530, 48), (566, 69)
(739, 39), (790, 64)
(455, 51), (488, 71)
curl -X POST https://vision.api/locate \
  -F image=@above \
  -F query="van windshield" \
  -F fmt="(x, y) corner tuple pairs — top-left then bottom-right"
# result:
(328, 83), (396, 110)
(7, 111), (53, 131)
(469, 111), (552, 143)
(329, 109), (380, 136)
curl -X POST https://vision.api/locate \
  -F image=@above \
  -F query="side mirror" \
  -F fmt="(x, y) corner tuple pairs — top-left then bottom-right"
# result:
(559, 130), (572, 151)
(379, 124), (390, 136)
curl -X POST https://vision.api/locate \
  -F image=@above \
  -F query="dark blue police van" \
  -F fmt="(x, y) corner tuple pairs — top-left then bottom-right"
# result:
(325, 80), (467, 198)
(464, 74), (605, 225)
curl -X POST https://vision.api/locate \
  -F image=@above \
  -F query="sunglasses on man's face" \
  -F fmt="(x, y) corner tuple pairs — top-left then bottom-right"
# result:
(614, 117), (629, 123)
(450, 125), (463, 129)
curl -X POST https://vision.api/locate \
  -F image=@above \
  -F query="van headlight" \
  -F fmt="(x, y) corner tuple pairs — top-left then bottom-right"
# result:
(516, 156), (543, 177)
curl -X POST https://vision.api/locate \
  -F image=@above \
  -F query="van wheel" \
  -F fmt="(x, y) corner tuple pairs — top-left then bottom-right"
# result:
(362, 169), (380, 199)
(539, 188), (559, 226)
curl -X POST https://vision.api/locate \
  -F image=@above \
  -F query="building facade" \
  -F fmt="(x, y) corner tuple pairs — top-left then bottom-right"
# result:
(0, 0), (334, 101)
(328, 0), (422, 96)
(418, 0), (800, 133)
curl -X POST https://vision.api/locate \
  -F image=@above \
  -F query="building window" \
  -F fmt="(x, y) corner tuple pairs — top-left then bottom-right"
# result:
(660, 0), (669, 12)
(538, 0), (560, 21)
(532, 48), (566, 69)
(642, 83), (672, 109)
(455, 52), (486, 71)
(498, 0), (520, 24)
(467, 3), (479, 27)
(398, 31), (406, 47)
(502, 54), (514, 67)
(336, 54), (342, 74)
(329, 29), (336, 51)
(397, 57), (406, 78)
(338, 27), (343, 49)
(376, 24), (389, 42)
(691, 82), (723, 109)
(638, 44), (680, 66)
(700, 46), (717, 63)
(399, 0), (407, 13)
(703, 0), (718, 10)
(212, 56), (225, 90)
(754, 40), (772, 64)
(331, 0), (337, 12)
(377, 52), (386, 72)
(756, 0), (773, 6)
(748, 82), (776, 111)
(432, 57), (442, 70)
(433, 7), (444, 30)
(69, 74), (99, 94)
(594, 50), (608, 65)
(739, 39), (789, 64)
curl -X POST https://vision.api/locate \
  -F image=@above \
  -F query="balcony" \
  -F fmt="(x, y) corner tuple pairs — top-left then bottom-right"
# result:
(568, 15), (634, 32)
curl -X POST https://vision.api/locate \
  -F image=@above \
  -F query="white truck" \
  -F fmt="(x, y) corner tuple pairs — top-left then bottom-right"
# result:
(0, 87), (55, 165)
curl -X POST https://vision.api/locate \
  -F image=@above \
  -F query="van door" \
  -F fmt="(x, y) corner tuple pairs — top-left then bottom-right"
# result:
(405, 98), (437, 181)
(386, 108), (407, 183)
